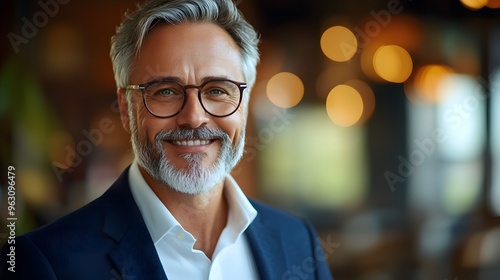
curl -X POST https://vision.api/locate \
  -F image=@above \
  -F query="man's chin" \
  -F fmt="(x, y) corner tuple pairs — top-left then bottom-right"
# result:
(170, 155), (214, 169)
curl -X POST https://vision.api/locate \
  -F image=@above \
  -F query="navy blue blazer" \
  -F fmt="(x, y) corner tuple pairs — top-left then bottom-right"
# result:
(1, 168), (333, 280)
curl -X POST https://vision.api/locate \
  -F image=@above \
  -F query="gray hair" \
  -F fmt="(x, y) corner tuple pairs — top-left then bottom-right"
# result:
(110, 0), (260, 93)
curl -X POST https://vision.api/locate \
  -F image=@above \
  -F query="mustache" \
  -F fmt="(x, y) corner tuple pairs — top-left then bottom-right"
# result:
(155, 126), (230, 143)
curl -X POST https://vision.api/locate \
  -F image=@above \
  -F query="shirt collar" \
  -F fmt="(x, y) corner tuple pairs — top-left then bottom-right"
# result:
(128, 161), (257, 245)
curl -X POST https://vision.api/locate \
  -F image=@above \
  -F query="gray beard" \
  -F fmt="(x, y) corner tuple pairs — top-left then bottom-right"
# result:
(130, 125), (245, 195)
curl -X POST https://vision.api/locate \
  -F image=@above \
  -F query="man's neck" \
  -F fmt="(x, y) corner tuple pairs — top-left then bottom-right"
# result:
(139, 167), (228, 259)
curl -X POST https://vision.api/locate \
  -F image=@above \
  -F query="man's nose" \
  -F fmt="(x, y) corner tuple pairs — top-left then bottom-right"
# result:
(174, 89), (210, 128)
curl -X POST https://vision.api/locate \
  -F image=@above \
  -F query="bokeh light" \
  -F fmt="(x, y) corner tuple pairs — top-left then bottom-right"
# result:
(413, 64), (454, 102)
(326, 85), (364, 127)
(266, 72), (304, 108)
(320, 26), (358, 62)
(373, 45), (413, 83)
(460, 0), (488, 10)
(344, 80), (376, 124)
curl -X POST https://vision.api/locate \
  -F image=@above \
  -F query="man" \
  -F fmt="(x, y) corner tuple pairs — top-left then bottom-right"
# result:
(1, 0), (333, 279)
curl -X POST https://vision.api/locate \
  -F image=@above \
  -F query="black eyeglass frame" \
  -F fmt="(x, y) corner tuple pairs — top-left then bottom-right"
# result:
(125, 78), (247, 118)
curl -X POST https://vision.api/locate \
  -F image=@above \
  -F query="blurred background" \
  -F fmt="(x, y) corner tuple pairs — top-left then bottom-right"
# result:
(1, 0), (500, 279)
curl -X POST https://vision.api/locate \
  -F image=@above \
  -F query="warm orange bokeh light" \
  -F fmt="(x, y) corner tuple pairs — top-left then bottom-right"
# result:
(266, 72), (304, 108)
(413, 64), (454, 102)
(326, 85), (364, 127)
(460, 0), (488, 10)
(344, 80), (376, 124)
(320, 26), (358, 62)
(373, 45), (413, 83)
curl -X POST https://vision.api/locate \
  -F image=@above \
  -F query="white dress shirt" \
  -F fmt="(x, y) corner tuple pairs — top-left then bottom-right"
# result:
(128, 161), (259, 280)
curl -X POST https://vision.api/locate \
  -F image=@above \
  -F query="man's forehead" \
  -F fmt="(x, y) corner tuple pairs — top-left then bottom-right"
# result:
(131, 23), (244, 84)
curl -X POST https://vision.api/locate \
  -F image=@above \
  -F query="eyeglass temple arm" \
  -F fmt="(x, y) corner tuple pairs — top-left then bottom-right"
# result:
(125, 85), (142, 90)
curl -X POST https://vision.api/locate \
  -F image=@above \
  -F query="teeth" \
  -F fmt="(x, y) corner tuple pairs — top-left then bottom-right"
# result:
(173, 139), (210, 146)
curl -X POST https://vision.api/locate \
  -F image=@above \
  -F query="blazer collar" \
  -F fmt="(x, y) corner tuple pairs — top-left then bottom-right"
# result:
(245, 205), (288, 280)
(101, 167), (168, 280)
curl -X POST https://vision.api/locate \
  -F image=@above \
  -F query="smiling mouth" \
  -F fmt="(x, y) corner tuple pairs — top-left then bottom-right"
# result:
(170, 139), (214, 146)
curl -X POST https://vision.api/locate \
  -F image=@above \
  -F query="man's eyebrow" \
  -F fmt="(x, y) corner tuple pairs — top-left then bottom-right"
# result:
(200, 76), (232, 83)
(146, 76), (183, 83)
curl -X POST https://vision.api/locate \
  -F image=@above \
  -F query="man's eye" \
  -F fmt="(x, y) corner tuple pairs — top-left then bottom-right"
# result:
(156, 88), (174, 96)
(207, 89), (227, 95)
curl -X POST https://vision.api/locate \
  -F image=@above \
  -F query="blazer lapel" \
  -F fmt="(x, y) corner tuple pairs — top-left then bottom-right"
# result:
(101, 168), (168, 280)
(245, 214), (288, 280)
(107, 227), (167, 280)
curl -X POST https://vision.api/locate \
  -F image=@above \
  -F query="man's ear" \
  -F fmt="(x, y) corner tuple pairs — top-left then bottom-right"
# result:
(117, 88), (131, 134)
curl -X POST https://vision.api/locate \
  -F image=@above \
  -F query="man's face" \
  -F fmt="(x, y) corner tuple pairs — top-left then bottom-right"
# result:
(119, 22), (247, 194)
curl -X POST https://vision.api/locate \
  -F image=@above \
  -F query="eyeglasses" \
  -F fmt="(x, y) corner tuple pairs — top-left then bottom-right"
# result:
(125, 78), (247, 118)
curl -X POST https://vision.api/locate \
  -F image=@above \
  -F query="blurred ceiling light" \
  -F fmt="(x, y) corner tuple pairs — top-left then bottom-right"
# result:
(373, 45), (413, 83)
(326, 85), (364, 127)
(344, 79), (376, 124)
(460, 0), (488, 10)
(320, 26), (358, 62)
(266, 72), (304, 108)
(413, 65), (454, 102)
